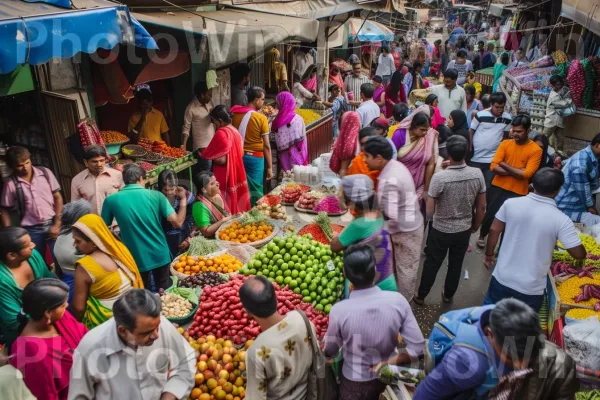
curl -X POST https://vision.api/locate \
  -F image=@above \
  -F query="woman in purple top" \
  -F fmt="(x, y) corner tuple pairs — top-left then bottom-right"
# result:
(272, 91), (308, 171)
(372, 75), (386, 115)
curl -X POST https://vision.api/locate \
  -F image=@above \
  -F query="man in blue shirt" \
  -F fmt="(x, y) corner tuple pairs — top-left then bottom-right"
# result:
(415, 299), (546, 399)
(555, 132), (600, 228)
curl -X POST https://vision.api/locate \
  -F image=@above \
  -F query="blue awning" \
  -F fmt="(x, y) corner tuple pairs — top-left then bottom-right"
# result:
(0, 0), (158, 74)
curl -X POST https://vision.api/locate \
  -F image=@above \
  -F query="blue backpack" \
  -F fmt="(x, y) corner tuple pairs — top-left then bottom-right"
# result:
(427, 305), (499, 396)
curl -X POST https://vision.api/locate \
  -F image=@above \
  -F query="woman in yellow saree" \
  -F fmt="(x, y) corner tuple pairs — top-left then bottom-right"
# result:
(70, 214), (144, 329)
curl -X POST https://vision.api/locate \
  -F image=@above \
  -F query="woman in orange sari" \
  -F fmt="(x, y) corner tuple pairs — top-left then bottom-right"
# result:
(346, 127), (380, 189)
(201, 105), (251, 214)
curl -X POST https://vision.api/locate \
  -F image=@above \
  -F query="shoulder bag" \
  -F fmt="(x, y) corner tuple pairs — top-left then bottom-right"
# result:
(298, 310), (338, 400)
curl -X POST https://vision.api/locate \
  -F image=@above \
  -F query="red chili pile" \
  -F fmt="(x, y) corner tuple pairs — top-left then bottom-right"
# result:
(187, 275), (329, 344)
(257, 194), (281, 207)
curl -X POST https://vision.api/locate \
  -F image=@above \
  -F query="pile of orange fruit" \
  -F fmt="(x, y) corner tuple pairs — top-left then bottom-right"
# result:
(174, 254), (243, 275)
(218, 221), (274, 244)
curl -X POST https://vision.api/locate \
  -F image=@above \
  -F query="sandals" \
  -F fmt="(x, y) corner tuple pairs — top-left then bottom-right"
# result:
(476, 238), (486, 249)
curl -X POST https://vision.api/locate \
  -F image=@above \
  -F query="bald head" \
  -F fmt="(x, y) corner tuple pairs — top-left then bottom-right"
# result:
(239, 276), (277, 318)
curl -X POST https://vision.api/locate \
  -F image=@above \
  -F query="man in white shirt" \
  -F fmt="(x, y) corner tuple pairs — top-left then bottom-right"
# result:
(364, 136), (423, 301)
(483, 168), (586, 312)
(429, 69), (467, 119)
(356, 83), (381, 127)
(446, 50), (473, 86)
(181, 82), (215, 172)
(469, 92), (512, 190)
(375, 46), (396, 85)
(344, 63), (371, 110)
(69, 289), (196, 400)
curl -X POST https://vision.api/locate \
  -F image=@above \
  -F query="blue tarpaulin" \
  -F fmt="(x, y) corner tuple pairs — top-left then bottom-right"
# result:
(0, 0), (158, 74)
(23, 0), (71, 8)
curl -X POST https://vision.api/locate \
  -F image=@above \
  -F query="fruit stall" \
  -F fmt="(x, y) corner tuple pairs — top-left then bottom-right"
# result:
(160, 175), (355, 399)
(547, 233), (600, 390)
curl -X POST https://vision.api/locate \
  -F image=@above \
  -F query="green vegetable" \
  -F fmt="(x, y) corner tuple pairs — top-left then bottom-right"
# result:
(187, 236), (219, 257)
(314, 212), (333, 241)
(166, 277), (201, 305)
(240, 208), (266, 225)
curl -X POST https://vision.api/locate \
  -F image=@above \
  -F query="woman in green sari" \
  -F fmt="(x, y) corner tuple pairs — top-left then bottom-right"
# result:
(492, 52), (510, 92)
(0, 227), (53, 350)
(192, 171), (235, 238)
(330, 174), (397, 294)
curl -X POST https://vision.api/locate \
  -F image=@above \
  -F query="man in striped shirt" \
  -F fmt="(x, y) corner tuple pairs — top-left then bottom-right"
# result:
(344, 62), (371, 110)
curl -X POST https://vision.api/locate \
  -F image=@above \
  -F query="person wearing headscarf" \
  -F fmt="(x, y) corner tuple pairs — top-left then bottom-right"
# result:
(329, 65), (346, 95)
(384, 70), (407, 118)
(493, 52), (510, 92)
(373, 76), (386, 115)
(425, 94), (446, 129)
(330, 175), (397, 293)
(272, 91), (308, 171)
(71, 214), (144, 329)
(330, 111), (361, 177)
(301, 64), (318, 93)
(394, 107), (439, 199)
(293, 72), (319, 108)
(201, 105), (251, 214)
(436, 125), (452, 161)
(448, 110), (470, 145)
(371, 118), (397, 160)
(347, 127), (381, 189)
(53, 200), (92, 303)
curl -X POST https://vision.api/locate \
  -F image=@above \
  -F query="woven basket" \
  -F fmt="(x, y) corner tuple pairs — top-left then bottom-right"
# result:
(169, 249), (227, 280)
(215, 218), (279, 248)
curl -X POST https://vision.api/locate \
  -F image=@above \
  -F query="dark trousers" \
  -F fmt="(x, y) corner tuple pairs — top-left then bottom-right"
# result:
(479, 185), (521, 239)
(468, 161), (494, 192)
(418, 227), (471, 299)
(484, 276), (544, 312)
(141, 263), (172, 292)
(25, 220), (55, 264)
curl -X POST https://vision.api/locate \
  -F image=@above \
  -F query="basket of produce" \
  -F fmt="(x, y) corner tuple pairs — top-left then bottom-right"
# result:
(279, 182), (310, 205)
(216, 211), (278, 248)
(170, 252), (243, 280)
(255, 195), (288, 221)
(378, 365), (425, 387)
(294, 195), (347, 216)
(240, 234), (345, 313)
(178, 272), (230, 290)
(159, 280), (200, 324)
(121, 144), (147, 159)
(298, 213), (345, 245)
(136, 161), (157, 173)
(100, 131), (130, 155)
(142, 152), (163, 163)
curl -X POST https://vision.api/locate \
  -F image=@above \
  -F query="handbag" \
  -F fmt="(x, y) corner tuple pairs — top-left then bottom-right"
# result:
(298, 310), (338, 400)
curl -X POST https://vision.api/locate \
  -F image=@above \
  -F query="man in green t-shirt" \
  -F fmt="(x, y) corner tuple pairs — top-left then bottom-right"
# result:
(102, 164), (188, 290)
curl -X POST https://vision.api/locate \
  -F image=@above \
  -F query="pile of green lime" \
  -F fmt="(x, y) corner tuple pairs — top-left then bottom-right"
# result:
(239, 234), (344, 313)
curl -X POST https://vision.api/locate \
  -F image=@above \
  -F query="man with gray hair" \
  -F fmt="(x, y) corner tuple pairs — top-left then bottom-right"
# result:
(101, 164), (188, 290)
(414, 135), (486, 305)
(69, 289), (196, 400)
(414, 298), (578, 399)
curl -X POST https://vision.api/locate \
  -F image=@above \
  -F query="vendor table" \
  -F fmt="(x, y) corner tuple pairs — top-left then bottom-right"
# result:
(475, 67), (495, 87)
(145, 159), (197, 188)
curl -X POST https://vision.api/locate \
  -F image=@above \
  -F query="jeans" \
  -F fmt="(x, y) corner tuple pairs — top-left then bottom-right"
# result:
(468, 161), (494, 192)
(24, 220), (55, 261)
(381, 75), (391, 86)
(418, 227), (471, 299)
(484, 276), (544, 312)
(479, 185), (521, 239)
(141, 263), (172, 292)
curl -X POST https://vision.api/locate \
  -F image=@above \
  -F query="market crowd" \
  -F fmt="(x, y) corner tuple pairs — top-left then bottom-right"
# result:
(0, 22), (591, 400)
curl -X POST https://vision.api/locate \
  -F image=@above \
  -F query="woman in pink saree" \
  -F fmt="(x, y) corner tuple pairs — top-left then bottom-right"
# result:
(393, 106), (438, 199)
(272, 91), (308, 171)
(11, 278), (87, 400)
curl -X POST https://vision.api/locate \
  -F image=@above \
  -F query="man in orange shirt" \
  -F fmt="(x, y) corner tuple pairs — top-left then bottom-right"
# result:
(477, 115), (542, 249)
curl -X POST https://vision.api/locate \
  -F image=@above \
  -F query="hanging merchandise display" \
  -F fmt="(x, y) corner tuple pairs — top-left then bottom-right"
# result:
(566, 60), (585, 108)
(582, 58), (597, 110)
